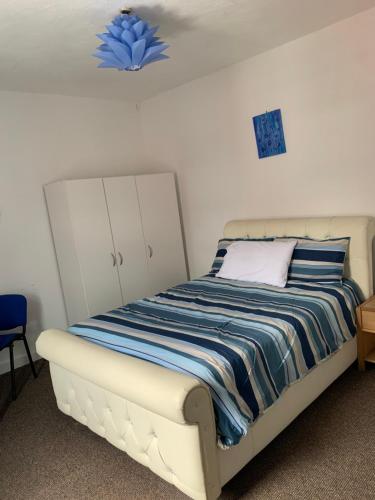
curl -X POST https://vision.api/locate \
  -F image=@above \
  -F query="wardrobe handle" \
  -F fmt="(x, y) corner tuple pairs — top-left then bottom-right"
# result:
(111, 252), (116, 267)
(148, 244), (153, 259)
(118, 252), (124, 266)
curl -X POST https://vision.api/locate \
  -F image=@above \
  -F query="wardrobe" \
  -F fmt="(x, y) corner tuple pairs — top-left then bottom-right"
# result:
(45, 173), (187, 325)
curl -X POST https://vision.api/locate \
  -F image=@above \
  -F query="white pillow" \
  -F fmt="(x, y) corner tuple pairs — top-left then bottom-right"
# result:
(216, 240), (297, 287)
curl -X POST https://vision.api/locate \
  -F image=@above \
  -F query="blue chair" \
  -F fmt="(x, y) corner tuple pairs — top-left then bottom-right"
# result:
(0, 295), (37, 400)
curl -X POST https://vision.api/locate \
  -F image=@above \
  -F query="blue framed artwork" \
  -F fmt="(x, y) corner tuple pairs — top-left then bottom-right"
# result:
(252, 109), (286, 159)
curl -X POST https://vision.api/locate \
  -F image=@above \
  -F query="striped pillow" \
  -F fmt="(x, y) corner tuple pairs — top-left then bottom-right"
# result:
(210, 237), (274, 275)
(277, 237), (350, 282)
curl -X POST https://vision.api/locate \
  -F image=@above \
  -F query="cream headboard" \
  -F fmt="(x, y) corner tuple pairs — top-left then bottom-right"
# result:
(224, 216), (375, 299)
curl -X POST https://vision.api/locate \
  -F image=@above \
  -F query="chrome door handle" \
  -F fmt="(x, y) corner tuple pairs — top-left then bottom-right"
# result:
(118, 252), (124, 265)
(148, 244), (153, 259)
(110, 252), (116, 266)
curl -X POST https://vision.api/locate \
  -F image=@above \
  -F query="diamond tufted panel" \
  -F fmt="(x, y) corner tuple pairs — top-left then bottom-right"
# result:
(224, 216), (375, 299)
(37, 329), (221, 499)
(50, 362), (216, 500)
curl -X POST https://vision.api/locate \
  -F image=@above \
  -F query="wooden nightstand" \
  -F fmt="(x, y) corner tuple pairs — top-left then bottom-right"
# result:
(356, 295), (375, 370)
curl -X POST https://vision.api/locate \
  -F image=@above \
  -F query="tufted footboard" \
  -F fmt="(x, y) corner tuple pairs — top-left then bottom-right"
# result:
(36, 329), (221, 500)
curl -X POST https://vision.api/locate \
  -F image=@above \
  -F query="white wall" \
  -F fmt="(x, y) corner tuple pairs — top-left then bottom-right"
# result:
(3, 8), (375, 375)
(0, 91), (146, 373)
(140, 8), (375, 278)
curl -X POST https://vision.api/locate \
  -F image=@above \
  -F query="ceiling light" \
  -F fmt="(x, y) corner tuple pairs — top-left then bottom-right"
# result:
(94, 7), (169, 72)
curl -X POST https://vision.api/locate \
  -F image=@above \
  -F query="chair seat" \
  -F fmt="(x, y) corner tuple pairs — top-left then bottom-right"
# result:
(0, 333), (18, 350)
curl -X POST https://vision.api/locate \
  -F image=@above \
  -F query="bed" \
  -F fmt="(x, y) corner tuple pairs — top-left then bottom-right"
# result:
(36, 216), (375, 500)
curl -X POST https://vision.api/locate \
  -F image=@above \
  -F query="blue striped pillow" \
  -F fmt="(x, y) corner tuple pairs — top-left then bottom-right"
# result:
(277, 237), (350, 282)
(209, 237), (274, 275)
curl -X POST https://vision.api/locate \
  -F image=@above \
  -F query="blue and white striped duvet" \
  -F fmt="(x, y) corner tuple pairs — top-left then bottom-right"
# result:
(69, 276), (361, 448)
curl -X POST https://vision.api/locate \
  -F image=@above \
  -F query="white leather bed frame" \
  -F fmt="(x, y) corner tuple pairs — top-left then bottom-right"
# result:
(37, 216), (375, 499)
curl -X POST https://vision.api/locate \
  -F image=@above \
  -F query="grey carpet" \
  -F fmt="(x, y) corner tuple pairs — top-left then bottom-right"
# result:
(0, 363), (374, 499)
(0, 360), (43, 419)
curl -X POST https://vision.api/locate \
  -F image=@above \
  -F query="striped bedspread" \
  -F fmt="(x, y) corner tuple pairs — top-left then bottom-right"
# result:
(69, 276), (361, 448)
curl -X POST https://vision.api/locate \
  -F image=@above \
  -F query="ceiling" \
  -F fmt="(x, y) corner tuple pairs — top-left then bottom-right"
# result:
(1, 0), (375, 102)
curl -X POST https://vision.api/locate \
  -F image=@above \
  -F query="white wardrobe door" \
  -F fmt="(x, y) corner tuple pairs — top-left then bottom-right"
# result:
(66, 178), (123, 318)
(103, 176), (151, 304)
(136, 173), (187, 295)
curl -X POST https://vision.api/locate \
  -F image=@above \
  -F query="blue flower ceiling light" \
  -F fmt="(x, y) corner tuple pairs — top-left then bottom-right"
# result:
(94, 7), (169, 71)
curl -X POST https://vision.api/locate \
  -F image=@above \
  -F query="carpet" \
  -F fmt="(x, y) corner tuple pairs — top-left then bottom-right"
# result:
(0, 362), (374, 499)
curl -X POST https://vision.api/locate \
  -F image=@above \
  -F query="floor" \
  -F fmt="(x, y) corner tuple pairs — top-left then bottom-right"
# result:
(0, 359), (43, 419)
(0, 363), (374, 499)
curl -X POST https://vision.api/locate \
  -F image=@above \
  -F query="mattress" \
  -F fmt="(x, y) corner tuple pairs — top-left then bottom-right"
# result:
(68, 276), (361, 448)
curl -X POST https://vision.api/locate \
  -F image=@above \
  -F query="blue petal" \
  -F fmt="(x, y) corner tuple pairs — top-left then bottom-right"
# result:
(107, 25), (122, 39)
(105, 39), (132, 67)
(150, 40), (163, 47)
(112, 15), (123, 26)
(98, 61), (122, 69)
(133, 20), (146, 38)
(141, 43), (169, 65)
(147, 26), (159, 37)
(139, 27), (159, 45)
(143, 54), (169, 66)
(97, 33), (115, 43)
(149, 37), (161, 44)
(131, 38), (146, 66)
(93, 50), (122, 68)
(121, 29), (135, 47)
(121, 20), (131, 30)
(98, 43), (111, 52)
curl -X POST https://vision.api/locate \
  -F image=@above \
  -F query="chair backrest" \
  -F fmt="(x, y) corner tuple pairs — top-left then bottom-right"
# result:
(0, 295), (27, 331)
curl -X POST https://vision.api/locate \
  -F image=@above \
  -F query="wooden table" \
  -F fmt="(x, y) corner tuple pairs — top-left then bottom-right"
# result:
(356, 295), (375, 370)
